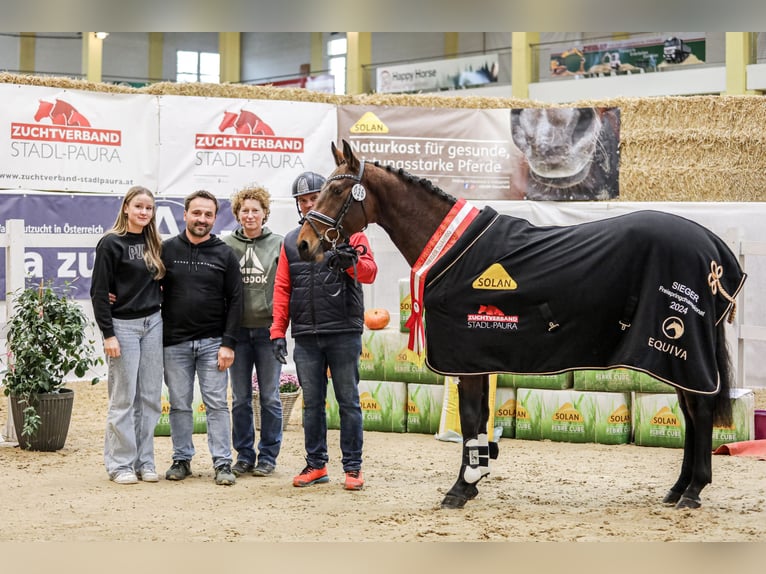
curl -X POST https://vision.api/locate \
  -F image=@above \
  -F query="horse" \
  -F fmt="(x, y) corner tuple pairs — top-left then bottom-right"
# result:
(511, 107), (620, 201)
(296, 140), (746, 510)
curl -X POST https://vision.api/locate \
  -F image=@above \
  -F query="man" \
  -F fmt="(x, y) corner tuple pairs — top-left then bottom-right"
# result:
(162, 190), (243, 486)
(270, 171), (377, 491)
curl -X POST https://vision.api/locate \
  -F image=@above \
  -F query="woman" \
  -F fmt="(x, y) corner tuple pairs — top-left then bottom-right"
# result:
(90, 186), (165, 484)
(223, 185), (284, 477)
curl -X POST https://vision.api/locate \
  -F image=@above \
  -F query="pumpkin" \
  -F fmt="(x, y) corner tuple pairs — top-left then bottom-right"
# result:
(364, 308), (390, 330)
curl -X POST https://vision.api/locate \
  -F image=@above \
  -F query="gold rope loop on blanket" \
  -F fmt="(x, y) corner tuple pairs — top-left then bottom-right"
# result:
(707, 260), (737, 323)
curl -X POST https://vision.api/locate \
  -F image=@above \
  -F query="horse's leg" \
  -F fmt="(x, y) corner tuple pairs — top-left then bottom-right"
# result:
(477, 377), (497, 478)
(662, 390), (714, 509)
(662, 390), (692, 505)
(441, 374), (487, 509)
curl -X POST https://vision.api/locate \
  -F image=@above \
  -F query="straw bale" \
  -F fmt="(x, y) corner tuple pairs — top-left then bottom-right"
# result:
(0, 72), (138, 94)
(1, 72), (764, 202)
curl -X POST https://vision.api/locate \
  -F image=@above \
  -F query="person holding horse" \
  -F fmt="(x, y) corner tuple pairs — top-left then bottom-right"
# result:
(223, 184), (284, 478)
(90, 185), (165, 485)
(270, 171), (378, 491)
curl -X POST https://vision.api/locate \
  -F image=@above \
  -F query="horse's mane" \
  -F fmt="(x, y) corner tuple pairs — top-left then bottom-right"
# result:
(371, 161), (457, 205)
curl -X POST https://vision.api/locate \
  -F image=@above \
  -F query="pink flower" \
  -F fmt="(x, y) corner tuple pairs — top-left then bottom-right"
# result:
(252, 372), (300, 393)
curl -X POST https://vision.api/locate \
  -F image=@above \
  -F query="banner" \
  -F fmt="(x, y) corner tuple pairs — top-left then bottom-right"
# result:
(550, 37), (706, 77)
(158, 95), (337, 198)
(337, 105), (520, 200)
(0, 192), (236, 300)
(376, 54), (499, 94)
(0, 84), (159, 194)
(510, 107), (620, 201)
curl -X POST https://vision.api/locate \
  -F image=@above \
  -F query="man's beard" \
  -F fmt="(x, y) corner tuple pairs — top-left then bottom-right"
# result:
(187, 222), (212, 237)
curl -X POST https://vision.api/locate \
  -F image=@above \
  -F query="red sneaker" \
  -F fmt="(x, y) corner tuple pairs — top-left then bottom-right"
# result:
(293, 465), (329, 487)
(344, 470), (364, 491)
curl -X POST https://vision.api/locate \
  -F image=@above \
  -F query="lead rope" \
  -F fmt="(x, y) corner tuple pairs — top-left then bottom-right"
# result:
(323, 243), (367, 297)
(707, 260), (737, 323)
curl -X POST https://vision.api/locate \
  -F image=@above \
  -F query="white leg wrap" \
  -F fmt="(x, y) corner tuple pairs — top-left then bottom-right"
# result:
(462, 438), (482, 484)
(463, 465), (482, 483)
(478, 433), (490, 477)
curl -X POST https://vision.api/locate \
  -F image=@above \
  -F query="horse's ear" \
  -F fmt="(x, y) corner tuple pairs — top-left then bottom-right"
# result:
(331, 141), (344, 166)
(342, 139), (359, 172)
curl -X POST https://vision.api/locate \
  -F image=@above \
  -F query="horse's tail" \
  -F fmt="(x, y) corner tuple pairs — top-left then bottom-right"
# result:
(713, 320), (734, 427)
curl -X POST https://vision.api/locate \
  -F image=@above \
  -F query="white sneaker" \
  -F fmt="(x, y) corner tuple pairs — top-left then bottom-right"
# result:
(112, 471), (138, 485)
(138, 467), (159, 482)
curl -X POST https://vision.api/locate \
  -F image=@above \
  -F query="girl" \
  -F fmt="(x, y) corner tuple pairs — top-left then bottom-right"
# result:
(90, 186), (165, 484)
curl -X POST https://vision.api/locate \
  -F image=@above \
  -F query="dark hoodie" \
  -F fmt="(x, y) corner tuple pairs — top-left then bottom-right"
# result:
(161, 231), (243, 348)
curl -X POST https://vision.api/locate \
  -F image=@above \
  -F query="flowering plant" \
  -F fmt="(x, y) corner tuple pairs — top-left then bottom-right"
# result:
(252, 372), (300, 394)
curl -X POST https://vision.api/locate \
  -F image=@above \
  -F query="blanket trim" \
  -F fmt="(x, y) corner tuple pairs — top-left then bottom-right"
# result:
(426, 212), (501, 288)
(421, 362), (722, 396)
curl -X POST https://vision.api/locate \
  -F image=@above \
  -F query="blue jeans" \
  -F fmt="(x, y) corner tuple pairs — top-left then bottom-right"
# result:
(164, 337), (232, 468)
(104, 311), (163, 478)
(229, 327), (283, 467)
(294, 333), (363, 472)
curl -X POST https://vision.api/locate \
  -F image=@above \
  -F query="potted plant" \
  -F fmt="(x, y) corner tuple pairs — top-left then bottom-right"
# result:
(2, 280), (102, 450)
(252, 372), (301, 430)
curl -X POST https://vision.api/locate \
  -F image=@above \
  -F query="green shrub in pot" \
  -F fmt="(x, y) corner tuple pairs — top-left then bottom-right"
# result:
(2, 280), (102, 441)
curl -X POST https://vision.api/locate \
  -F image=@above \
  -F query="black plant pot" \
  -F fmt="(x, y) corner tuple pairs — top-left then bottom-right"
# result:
(10, 388), (75, 451)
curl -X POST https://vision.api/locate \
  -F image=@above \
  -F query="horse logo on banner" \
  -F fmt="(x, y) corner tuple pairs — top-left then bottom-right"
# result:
(34, 99), (91, 127)
(218, 109), (274, 135)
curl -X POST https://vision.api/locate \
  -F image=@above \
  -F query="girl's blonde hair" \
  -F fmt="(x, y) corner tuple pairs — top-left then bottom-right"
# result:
(109, 185), (166, 279)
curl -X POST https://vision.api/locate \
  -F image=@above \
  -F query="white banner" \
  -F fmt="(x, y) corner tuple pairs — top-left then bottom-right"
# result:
(158, 95), (337, 198)
(376, 54), (499, 94)
(0, 84), (159, 194)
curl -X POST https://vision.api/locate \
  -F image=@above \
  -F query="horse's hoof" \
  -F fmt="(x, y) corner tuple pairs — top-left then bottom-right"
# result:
(440, 495), (468, 509)
(662, 490), (682, 505)
(675, 496), (701, 510)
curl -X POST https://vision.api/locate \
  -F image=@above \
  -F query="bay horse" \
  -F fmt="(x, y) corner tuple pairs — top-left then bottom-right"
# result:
(297, 140), (746, 510)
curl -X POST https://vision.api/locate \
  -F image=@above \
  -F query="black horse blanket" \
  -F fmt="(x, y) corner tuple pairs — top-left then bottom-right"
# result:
(421, 206), (746, 394)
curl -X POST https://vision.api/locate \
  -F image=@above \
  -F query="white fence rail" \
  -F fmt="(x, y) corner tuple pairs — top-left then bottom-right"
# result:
(2, 219), (100, 442)
(736, 238), (766, 387)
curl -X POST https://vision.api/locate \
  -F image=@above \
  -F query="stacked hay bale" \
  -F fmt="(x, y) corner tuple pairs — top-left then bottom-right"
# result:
(3, 71), (764, 202)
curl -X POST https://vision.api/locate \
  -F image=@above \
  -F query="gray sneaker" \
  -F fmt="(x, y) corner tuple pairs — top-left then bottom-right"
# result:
(252, 461), (275, 477)
(231, 460), (254, 477)
(165, 460), (192, 481)
(215, 463), (236, 486)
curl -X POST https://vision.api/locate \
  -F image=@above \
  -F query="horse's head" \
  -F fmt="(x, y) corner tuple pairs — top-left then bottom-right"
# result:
(297, 140), (371, 262)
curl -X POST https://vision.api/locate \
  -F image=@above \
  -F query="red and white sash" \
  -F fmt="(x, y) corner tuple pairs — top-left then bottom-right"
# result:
(406, 198), (479, 354)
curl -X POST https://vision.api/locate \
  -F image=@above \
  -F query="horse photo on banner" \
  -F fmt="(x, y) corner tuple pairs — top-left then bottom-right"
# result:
(510, 106), (621, 201)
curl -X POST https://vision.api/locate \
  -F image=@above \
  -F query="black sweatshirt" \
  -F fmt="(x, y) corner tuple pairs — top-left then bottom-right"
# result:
(90, 231), (162, 339)
(160, 232), (243, 348)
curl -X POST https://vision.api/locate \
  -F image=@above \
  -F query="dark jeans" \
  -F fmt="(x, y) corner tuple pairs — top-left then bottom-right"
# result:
(229, 327), (283, 467)
(294, 332), (363, 471)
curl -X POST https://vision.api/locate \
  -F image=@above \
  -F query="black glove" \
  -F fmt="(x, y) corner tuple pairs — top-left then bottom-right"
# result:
(272, 338), (287, 365)
(326, 242), (360, 272)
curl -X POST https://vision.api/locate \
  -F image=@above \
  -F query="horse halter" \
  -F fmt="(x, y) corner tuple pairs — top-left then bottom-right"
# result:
(303, 160), (369, 247)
